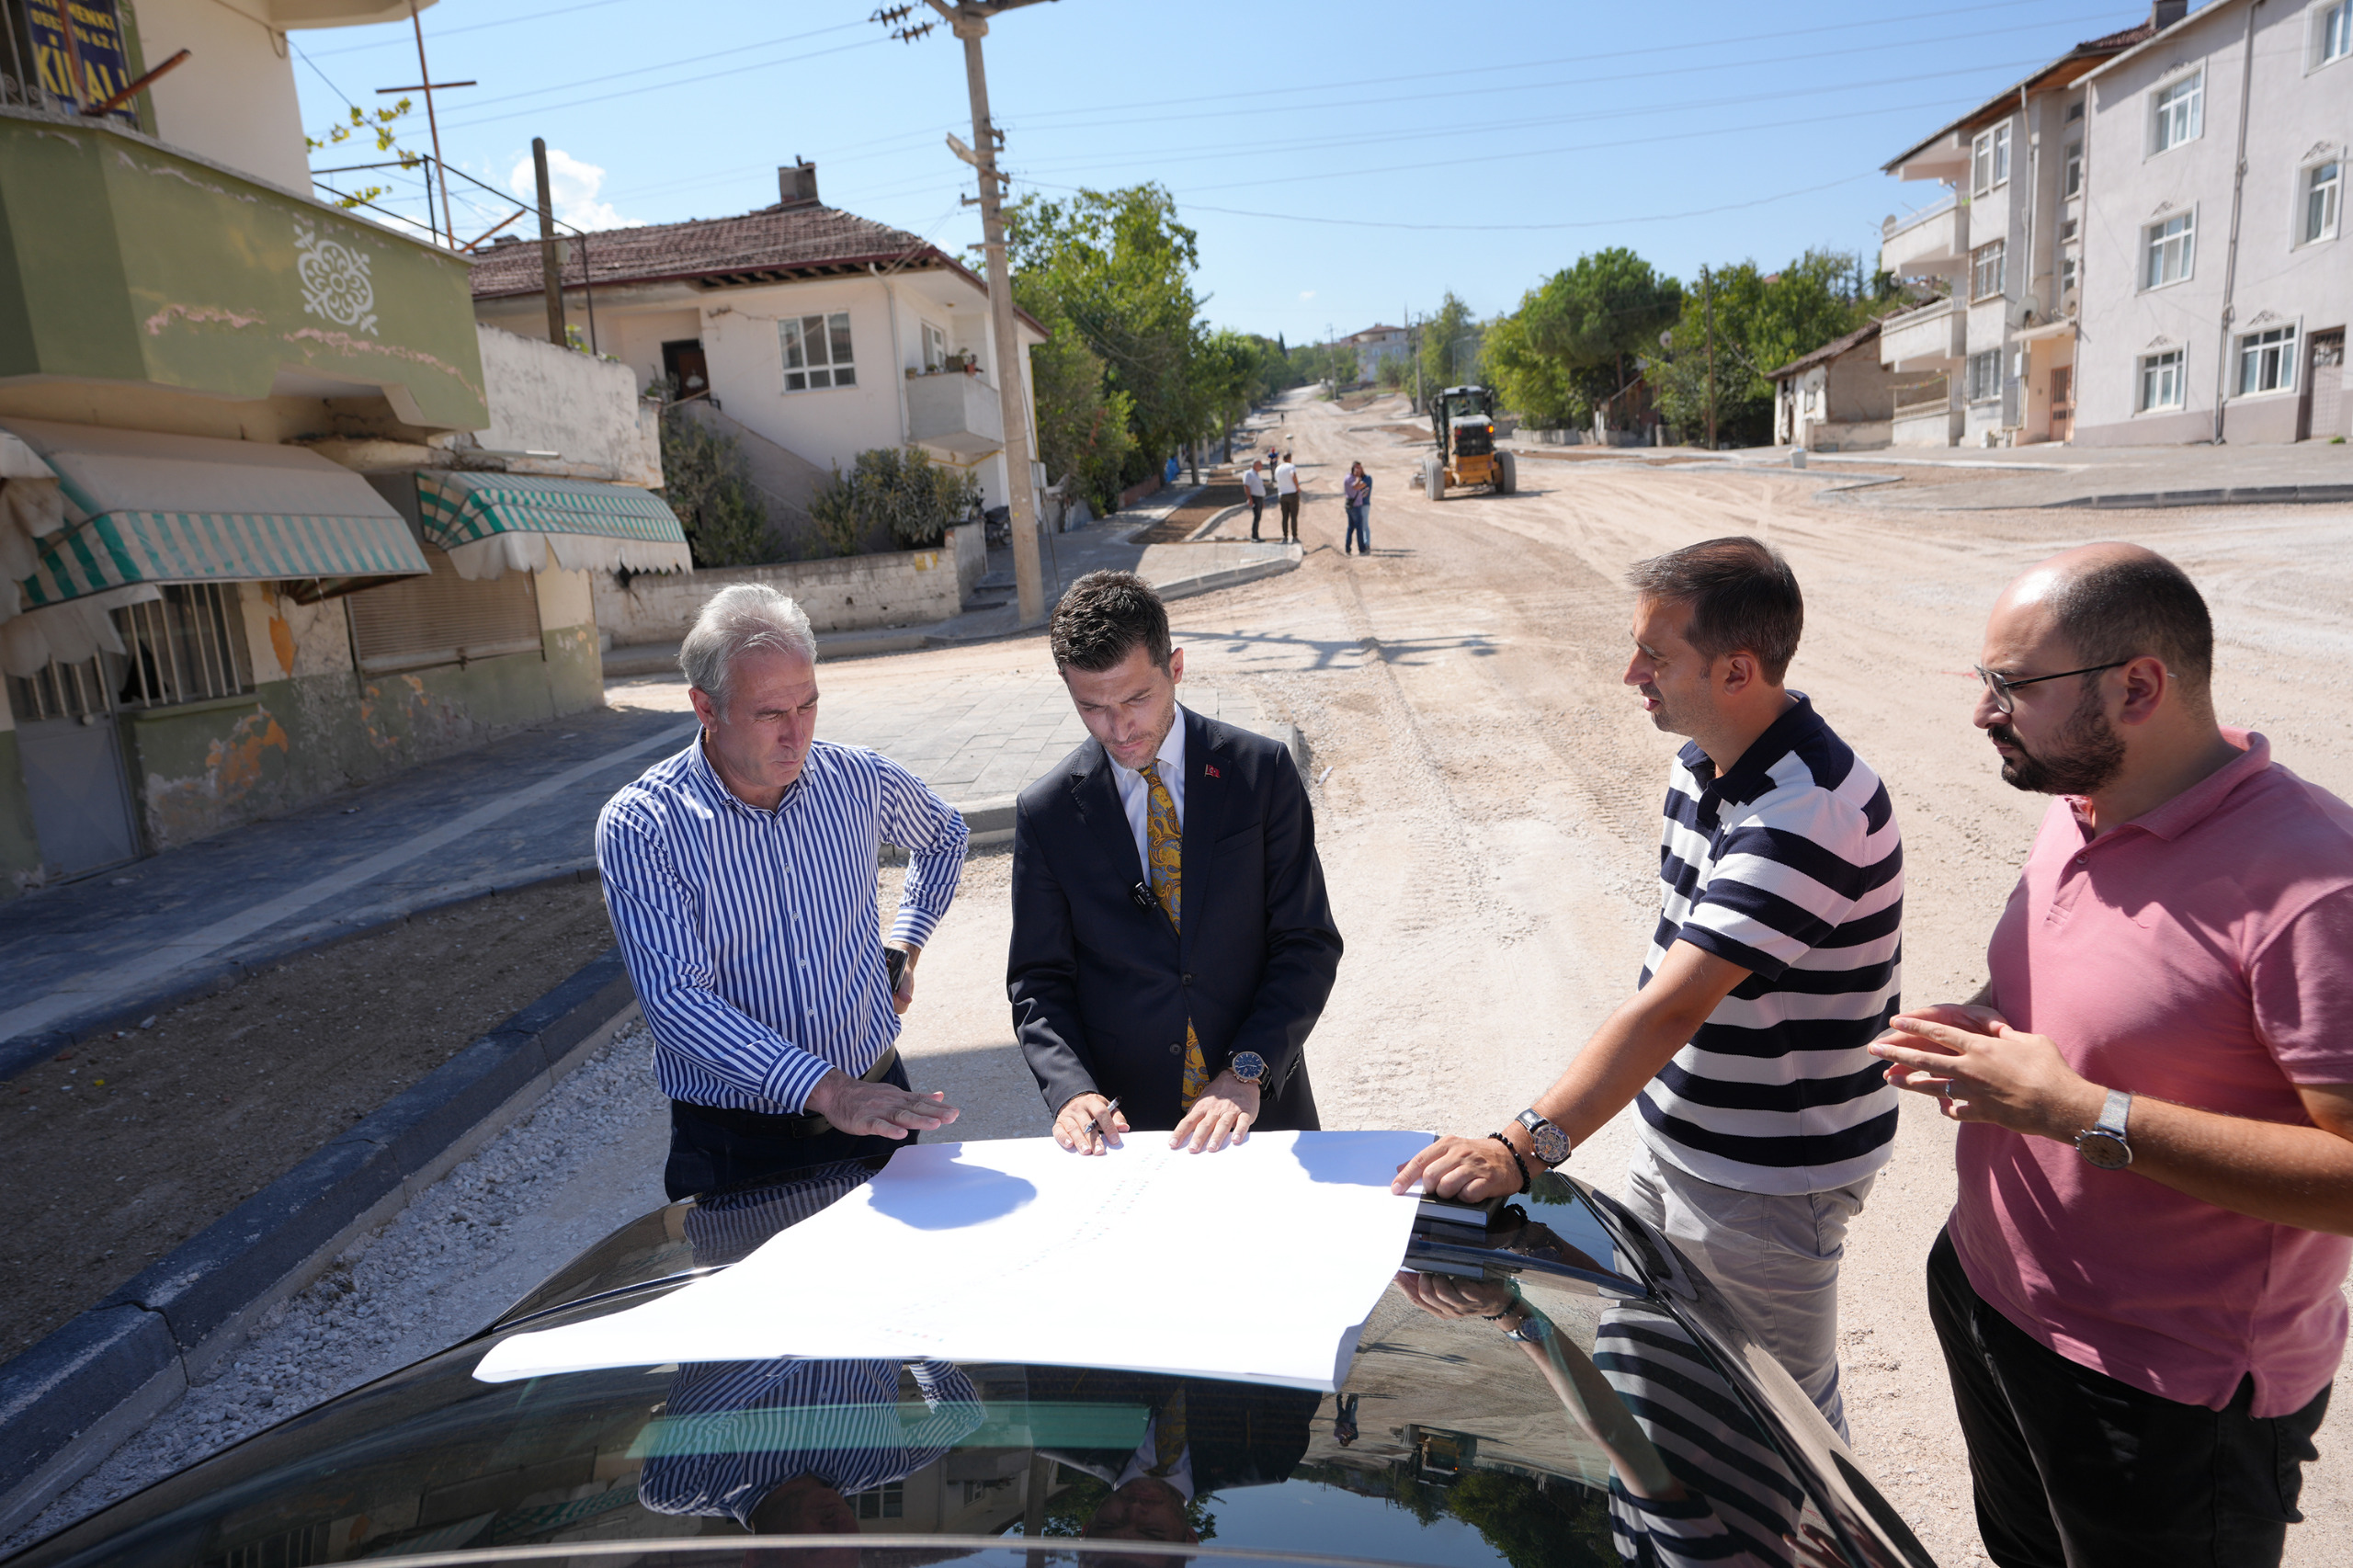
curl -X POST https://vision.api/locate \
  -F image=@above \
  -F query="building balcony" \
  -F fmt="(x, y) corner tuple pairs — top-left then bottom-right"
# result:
(1880, 298), (1966, 369)
(904, 367), (1004, 459)
(1880, 197), (1968, 276)
(0, 109), (486, 431)
(1891, 379), (1961, 449)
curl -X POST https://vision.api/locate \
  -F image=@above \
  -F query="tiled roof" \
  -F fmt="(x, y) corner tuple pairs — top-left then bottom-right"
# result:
(2075, 19), (2155, 52)
(1766, 318), (1883, 381)
(470, 202), (939, 299)
(1881, 15), (2155, 172)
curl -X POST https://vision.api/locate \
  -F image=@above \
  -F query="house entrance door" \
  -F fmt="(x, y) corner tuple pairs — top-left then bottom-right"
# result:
(2048, 365), (2074, 443)
(662, 339), (710, 401)
(2301, 330), (2344, 441)
(7, 654), (141, 880)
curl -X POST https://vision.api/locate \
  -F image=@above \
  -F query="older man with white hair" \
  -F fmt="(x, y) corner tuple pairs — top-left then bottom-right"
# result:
(597, 584), (969, 1199)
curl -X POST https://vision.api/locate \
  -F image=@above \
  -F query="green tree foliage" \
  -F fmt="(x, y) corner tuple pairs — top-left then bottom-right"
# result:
(1288, 336), (1356, 388)
(1419, 291), (1483, 394)
(657, 409), (771, 568)
(1444, 1470), (1618, 1568)
(1486, 249), (1683, 428)
(810, 446), (982, 557)
(306, 98), (420, 210)
(1017, 285), (1136, 517)
(1644, 248), (1888, 446)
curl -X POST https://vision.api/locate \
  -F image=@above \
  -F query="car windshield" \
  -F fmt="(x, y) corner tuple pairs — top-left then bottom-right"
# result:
(13, 1174), (1864, 1568)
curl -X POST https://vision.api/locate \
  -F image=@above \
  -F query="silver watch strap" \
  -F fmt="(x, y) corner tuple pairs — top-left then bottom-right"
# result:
(2096, 1087), (2132, 1138)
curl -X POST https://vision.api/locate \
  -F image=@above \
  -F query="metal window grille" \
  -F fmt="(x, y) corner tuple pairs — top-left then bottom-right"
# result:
(201, 1521), (333, 1568)
(2237, 327), (2298, 396)
(115, 584), (255, 710)
(2154, 74), (2201, 152)
(780, 311), (856, 392)
(2140, 349), (2186, 411)
(346, 545), (542, 675)
(7, 653), (115, 724)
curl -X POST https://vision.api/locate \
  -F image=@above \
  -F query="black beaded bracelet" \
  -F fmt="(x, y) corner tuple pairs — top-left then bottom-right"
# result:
(1486, 1132), (1531, 1196)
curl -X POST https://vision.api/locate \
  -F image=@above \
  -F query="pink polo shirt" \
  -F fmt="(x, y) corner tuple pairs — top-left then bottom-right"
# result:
(1953, 731), (2353, 1418)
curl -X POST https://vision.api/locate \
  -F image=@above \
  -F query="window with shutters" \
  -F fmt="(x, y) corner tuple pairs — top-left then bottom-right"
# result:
(345, 546), (542, 675)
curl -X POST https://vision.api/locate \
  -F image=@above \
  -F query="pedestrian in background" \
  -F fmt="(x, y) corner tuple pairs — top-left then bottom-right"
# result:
(1342, 461), (1371, 556)
(1274, 451), (1301, 544)
(1164, 453), (1181, 489)
(597, 585), (968, 1200)
(1243, 460), (1267, 541)
(1873, 544), (2353, 1568)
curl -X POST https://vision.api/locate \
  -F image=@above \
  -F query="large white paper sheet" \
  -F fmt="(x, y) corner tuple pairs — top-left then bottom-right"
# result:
(474, 1130), (1428, 1392)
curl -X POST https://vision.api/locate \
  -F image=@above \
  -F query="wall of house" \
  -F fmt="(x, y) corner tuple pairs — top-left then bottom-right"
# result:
(472, 324), (663, 485)
(133, 0), (312, 192)
(0, 713), (38, 896)
(594, 522), (982, 645)
(2075, 0), (2351, 445)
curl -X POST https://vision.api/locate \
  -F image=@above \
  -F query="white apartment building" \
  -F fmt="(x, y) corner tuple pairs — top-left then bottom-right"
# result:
(1877, 8), (2164, 447)
(2073, 0), (2350, 444)
(1343, 324), (1410, 382)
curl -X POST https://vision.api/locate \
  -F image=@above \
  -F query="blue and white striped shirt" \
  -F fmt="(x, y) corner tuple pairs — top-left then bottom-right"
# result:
(637, 1358), (984, 1526)
(597, 736), (967, 1115)
(1637, 694), (1903, 1195)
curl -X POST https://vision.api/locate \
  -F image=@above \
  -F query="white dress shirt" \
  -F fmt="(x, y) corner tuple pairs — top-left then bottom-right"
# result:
(1108, 706), (1188, 880)
(1274, 461), (1299, 495)
(1243, 467), (1265, 497)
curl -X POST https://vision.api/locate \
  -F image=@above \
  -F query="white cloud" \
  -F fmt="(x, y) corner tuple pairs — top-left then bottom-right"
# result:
(1299, 290), (1317, 301)
(507, 148), (636, 232)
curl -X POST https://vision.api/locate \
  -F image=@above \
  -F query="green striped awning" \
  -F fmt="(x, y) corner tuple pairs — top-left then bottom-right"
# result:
(20, 507), (427, 608)
(417, 472), (688, 551)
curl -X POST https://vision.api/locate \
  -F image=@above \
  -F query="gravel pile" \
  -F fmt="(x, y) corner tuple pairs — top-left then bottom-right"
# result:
(6, 1024), (669, 1554)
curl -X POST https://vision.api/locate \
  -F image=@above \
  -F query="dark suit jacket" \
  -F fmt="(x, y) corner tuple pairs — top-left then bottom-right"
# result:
(1008, 709), (1342, 1132)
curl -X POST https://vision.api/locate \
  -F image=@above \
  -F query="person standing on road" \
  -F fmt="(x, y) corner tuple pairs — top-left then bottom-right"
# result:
(1274, 452), (1301, 543)
(1870, 545), (2352, 1568)
(1393, 536), (1904, 1440)
(1008, 571), (1343, 1154)
(597, 584), (969, 1201)
(1342, 461), (1371, 555)
(1243, 460), (1267, 541)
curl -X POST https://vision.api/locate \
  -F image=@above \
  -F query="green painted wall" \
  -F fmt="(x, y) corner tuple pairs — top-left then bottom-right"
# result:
(0, 113), (487, 430)
(116, 642), (604, 853)
(0, 729), (43, 899)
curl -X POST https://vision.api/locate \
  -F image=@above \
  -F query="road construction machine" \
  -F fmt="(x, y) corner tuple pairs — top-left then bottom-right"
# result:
(1421, 384), (1516, 500)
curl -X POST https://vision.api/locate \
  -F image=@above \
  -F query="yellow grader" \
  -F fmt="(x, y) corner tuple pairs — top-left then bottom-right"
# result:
(1420, 384), (1517, 500)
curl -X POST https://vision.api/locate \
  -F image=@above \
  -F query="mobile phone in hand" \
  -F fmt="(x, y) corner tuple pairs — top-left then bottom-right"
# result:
(885, 946), (908, 993)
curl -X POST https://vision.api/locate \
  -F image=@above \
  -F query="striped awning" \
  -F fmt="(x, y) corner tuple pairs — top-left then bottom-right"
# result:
(2, 418), (427, 612)
(415, 472), (691, 580)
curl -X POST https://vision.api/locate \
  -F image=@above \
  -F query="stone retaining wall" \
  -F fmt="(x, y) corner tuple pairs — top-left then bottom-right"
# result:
(594, 521), (983, 643)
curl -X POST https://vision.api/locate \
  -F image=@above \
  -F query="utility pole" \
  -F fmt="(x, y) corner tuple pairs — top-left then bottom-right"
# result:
(904, 0), (1055, 623)
(376, 1), (475, 246)
(1702, 266), (1718, 451)
(532, 138), (564, 348)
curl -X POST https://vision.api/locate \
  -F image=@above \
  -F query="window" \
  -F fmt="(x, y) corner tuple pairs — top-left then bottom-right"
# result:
(850, 1483), (904, 1521)
(2143, 211), (2194, 288)
(347, 548), (543, 675)
(2061, 254), (2079, 294)
(2066, 98), (2086, 122)
(2153, 72), (2201, 153)
(1972, 121), (2012, 195)
(2318, 2), (2350, 65)
(1972, 238), (2007, 301)
(2304, 161), (2342, 244)
(2061, 217), (2079, 241)
(2236, 325), (2298, 395)
(1967, 349), (2003, 403)
(920, 321), (948, 371)
(116, 585), (255, 708)
(780, 311), (856, 392)
(2063, 141), (2084, 197)
(2139, 348), (2186, 411)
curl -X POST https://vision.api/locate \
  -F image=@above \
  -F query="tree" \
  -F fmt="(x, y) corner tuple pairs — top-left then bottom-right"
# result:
(1485, 250), (1682, 429)
(306, 98), (420, 210)
(810, 447), (981, 557)
(1017, 285), (1135, 517)
(1643, 248), (1885, 446)
(657, 410), (771, 567)
(1418, 291), (1482, 395)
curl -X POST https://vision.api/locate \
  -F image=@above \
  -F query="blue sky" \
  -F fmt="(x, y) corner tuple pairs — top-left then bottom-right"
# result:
(290, 0), (2179, 344)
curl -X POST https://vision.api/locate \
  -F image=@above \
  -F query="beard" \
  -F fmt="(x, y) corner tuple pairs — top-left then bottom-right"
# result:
(1989, 680), (2125, 795)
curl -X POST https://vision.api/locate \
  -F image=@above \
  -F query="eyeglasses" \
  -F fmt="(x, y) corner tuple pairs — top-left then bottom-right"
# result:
(1972, 660), (2130, 715)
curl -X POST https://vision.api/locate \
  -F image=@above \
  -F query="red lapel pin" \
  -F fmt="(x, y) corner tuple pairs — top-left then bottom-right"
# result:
(1204, 765), (1221, 778)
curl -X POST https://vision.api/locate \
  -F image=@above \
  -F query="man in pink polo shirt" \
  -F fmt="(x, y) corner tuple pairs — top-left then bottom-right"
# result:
(1872, 544), (2353, 1568)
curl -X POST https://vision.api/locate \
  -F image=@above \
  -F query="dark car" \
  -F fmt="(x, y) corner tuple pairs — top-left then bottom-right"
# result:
(2, 1154), (1937, 1568)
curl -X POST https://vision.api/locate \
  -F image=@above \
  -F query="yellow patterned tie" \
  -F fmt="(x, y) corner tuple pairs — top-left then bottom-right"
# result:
(1141, 762), (1211, 1109)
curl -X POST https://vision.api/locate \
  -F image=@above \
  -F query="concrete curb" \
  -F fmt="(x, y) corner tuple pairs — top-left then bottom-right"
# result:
(2044, 483), (2353, 509)
(1150, 552), (1303, 605)
(0, 949), (643, 1540)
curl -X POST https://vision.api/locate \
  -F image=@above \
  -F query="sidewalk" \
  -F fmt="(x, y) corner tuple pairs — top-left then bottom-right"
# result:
(0, 648), (1296, 1073)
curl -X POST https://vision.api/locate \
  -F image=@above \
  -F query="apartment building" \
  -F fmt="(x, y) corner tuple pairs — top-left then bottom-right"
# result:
(1876, 9), (2163, 446)
(2073, 0), (2349, 444)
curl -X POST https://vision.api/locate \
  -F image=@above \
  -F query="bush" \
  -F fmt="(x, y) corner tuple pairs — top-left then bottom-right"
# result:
(810, 446), (983, 557)
(657, 408), (771, 568)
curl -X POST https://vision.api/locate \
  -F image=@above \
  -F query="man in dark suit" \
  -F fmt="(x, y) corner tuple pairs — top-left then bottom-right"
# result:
(1010, 571), (1342, 1153)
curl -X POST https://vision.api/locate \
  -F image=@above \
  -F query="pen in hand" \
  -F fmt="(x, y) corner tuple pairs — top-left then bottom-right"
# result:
(1087, 1098), (1122, 1153)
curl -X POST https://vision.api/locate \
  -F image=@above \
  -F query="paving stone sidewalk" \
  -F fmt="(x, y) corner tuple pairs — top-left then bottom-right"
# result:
(0, 660), (1287, 1072)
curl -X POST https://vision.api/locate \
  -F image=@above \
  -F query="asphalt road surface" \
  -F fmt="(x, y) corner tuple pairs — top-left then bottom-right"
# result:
(20, 390), (2351, 1564)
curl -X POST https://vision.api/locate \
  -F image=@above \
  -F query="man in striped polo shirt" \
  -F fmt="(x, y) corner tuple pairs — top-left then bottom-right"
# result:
(1397, 535), (1903, 1437)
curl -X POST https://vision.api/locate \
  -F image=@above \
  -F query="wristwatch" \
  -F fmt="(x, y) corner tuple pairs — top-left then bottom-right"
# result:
(1502, 1313), (1550, 1345)
(2075, 1088), (2134, 1170)
(1516, 1109), (1573, 1168)
(1229, 1051), (1269, 1088)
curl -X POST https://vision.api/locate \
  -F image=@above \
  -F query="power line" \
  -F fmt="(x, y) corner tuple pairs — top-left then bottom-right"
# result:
(434, 33), (886, 131)
(306, 0), (653, 58)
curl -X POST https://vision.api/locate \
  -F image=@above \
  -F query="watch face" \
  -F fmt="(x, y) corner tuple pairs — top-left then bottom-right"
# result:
(1529, 1122), (1572, 1167)
(1231, 1051), (1268, 1086)
(2077, 1131), (2132, 1171)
